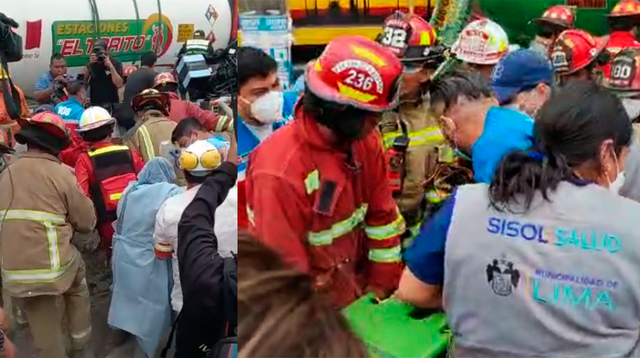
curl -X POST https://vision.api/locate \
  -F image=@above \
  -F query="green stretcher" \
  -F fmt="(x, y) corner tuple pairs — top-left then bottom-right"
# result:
(343, 294), (450, 358)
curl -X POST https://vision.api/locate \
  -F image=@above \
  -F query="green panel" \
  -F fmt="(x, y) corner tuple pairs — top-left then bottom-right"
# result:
(343, 294), (450, 358)
(477, 0), (617, 46)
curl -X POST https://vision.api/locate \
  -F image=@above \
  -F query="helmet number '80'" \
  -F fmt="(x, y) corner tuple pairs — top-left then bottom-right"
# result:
(612, 63), (633, 81)
(345, 69), (374, 91)
(381, 27), (407, 48)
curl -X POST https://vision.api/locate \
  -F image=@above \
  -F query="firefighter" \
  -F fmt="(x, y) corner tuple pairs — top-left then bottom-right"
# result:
(603, 48), (640, 203)
(451, 18), (510, 80)
(551, 29), (609, 84)
(125, 88), (176, 161)
(0, 70), (30, 144)
(376, 11), (452, 244)
(178, 29), (215, 64)
(153, 72), (233, 131)
(125, 88), (185, 184)
(246, 35), (405, 308)
(529, 5), (575, 55)
(75, 106), (145, 259)
(0, 112), (96, 358)
(601, 0), (640, 83)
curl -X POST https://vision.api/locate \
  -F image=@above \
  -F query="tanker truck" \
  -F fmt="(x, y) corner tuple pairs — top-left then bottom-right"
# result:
(3, 0), (237, 97)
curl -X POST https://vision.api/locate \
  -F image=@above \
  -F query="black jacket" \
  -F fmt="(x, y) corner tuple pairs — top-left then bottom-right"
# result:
(175, 162), (237, 358)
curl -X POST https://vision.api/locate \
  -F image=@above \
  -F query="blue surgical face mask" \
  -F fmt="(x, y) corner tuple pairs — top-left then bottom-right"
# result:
(455, 148), (472, 161)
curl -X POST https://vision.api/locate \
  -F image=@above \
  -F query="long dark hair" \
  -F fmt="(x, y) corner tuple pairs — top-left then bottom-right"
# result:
(489, 80), (632, 212)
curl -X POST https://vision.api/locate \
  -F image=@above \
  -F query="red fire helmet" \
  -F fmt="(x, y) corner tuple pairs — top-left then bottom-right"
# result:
(609, 0), (640, 17)
(18, 111), (69, 141)
(531, 5), (575, 30)
(551, 29), (608, 75)
(377, 11), (444, 65)
(305, 35), (403, 112)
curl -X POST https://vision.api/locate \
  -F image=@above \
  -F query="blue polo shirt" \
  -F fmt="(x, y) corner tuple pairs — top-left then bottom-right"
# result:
(54, 97), (85, 121)
(471, 107), (535, 183)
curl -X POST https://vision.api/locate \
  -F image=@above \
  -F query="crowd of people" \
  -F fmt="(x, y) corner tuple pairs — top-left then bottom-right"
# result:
(0, 27), (237, 358)
(238, 0), (640, 357)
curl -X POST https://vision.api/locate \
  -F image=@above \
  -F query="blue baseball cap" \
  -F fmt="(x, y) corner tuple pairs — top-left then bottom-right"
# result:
(491, 49), (554, 105)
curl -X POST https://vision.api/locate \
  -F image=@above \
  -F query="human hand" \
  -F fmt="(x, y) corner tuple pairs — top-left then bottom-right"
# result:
(227, 132), (237, 166)
(103, 56), (113, 69)
(54, 75), (67, 83)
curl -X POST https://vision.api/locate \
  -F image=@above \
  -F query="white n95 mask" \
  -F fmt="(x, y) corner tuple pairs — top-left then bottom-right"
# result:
(251, 91), (284, 124)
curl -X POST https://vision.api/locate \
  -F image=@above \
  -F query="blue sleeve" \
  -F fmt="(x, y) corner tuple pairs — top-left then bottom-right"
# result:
(70, 107), (84, 121)
(282, 90), (299, 119)
(34, 74), (50, 91)
(404, 191), (457, 286)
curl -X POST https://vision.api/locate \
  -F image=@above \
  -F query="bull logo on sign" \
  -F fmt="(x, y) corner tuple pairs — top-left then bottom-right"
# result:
(486, 258), (520, 297)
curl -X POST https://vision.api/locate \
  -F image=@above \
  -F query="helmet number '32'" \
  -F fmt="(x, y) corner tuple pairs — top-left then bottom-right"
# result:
(345, 70), (374, 91)
(381, 27), (407, 48)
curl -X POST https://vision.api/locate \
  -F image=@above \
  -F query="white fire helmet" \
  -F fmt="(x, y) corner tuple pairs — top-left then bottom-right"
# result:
(452, 19), (510, 65)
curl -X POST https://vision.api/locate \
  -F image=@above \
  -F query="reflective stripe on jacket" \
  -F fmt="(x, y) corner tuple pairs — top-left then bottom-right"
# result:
(247, 109), (403, 308)
(0, 152), (96, 296)
(379, 102), (453, 228)
(124, 111), (185, 184)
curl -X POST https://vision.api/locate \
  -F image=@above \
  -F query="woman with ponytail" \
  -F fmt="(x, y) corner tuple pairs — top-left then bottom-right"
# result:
(397, 80), (640, 357)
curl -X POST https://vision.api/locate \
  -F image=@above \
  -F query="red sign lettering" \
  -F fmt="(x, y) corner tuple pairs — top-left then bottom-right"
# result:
(59, 39), (83, 56)
(565, 0), (607, 9)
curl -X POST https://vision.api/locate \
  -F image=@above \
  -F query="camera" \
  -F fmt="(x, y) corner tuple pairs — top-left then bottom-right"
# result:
(93, 47), (107, 62)
(0, 12), (22, 63)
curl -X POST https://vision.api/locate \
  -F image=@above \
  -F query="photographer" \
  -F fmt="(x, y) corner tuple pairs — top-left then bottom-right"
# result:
(33, 53), (74, 105)
(82, 39), (124, 113)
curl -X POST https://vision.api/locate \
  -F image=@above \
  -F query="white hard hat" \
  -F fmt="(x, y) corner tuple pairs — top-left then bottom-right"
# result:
(452, 19), (510, 65)
(77, 106), (115, 132)
(178, 140), (222, 176)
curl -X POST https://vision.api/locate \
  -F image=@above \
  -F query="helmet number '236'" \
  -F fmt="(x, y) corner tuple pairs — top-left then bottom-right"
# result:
(381, 27), (407, 49)
(345, 70), (374, 91)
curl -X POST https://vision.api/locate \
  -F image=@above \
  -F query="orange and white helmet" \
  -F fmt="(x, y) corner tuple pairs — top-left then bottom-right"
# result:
(609, 0), (640, 18)
(178, 140), (222, 175)
(452, 19), (509, 65)
(154, 72), (178, 89)
(18, 111), (68, 140)
(123, 65), (138, 78)
(77, 106), (115, 133)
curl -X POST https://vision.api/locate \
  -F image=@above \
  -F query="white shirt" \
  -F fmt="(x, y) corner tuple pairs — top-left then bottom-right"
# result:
(154, 184), (238, 313)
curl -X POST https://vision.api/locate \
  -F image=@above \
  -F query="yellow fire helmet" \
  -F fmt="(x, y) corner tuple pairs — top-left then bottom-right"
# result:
(178, 139), (222, 176)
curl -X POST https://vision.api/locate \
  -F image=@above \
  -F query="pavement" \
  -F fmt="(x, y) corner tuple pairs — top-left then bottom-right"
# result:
(6, 231), (137, 358)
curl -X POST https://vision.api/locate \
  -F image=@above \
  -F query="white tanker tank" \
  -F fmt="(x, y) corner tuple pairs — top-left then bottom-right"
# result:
(3, 0), (236, 97)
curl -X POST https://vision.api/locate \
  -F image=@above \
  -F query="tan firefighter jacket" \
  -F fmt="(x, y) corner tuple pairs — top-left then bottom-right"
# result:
(0, 151), (96, 297)
(124, 110), (185, 185)
(380, 101), (454, 237)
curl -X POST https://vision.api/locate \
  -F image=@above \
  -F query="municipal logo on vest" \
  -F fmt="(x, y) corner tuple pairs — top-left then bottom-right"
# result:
(486, 256), (520, 297)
